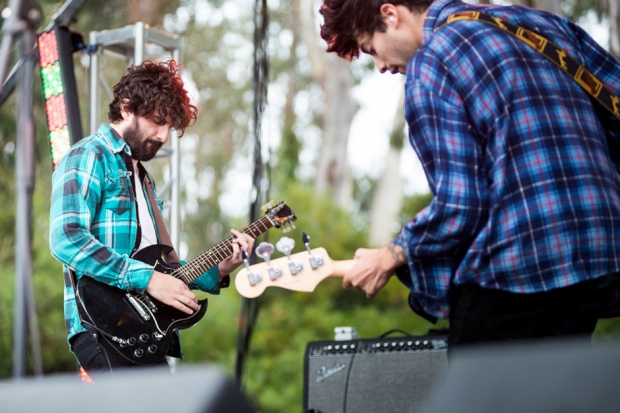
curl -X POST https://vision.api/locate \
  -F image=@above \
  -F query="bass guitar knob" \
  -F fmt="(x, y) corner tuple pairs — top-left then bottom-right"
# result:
(139, 334), (149, 343)
(148, 344), (158, 353)
(134, 348), (144, 358)
(127, 337), (137, 346)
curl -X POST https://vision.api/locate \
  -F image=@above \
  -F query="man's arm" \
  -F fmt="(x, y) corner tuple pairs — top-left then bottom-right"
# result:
(343, 243), (407, 298)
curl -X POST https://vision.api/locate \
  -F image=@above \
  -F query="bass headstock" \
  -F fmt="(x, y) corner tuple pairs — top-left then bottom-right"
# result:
(261, 200), (297, 232)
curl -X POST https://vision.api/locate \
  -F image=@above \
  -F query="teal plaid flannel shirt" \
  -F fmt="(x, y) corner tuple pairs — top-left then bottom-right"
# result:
(49, 123), (220, 344)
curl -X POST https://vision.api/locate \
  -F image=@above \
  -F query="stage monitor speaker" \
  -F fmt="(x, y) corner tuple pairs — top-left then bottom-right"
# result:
(304, 333), (449, 413)
(0, 364), (256, 413)
(420, 338), (620, 413)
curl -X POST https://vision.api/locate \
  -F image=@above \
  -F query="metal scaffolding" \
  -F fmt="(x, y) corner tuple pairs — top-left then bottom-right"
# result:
(86, 22), (183, 251)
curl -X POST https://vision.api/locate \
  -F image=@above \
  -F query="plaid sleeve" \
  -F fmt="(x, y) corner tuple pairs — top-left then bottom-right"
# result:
(189, 266), (221, 294)
(394, 57), (490, 319)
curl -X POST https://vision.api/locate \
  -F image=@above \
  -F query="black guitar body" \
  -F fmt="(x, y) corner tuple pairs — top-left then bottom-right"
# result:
(76, 244), (208, 365)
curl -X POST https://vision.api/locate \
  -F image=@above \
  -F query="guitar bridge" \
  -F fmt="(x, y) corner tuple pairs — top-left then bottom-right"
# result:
(126, 293), (151, 321)
(142, 294), (159, 313)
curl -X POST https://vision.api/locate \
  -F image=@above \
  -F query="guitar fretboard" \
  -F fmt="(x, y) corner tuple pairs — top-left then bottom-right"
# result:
(172, 215), (274, 284)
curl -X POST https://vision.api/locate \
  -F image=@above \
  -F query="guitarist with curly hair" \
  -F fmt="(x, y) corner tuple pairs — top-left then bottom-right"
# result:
(49, 60), (255, 377)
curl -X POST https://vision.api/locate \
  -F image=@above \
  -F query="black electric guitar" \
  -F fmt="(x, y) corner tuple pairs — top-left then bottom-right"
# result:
(75, 201), (296, 365)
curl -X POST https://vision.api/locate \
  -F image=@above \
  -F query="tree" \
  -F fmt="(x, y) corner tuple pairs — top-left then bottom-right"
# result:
(368, 89), (406, 246)
(609, 0), (620, 58)
(299, 0), (356, 208)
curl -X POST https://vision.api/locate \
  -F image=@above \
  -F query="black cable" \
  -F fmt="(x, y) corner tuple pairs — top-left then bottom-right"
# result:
(342, 348), (357, 413)
(379, 328), (413, 338)
(235, 0), (269, 386)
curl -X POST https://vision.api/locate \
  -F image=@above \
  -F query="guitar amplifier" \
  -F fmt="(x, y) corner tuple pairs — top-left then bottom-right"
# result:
(303, 333), (449, 413)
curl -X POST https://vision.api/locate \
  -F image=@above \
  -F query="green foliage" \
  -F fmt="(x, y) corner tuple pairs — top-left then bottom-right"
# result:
(399, 191), (434, 224)
(275, 122), (302, 186)
(0, 166), (77, 378)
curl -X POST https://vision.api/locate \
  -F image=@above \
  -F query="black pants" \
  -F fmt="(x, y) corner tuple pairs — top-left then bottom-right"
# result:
(70, 332), (170, 380)
(448, 272), (620, 355)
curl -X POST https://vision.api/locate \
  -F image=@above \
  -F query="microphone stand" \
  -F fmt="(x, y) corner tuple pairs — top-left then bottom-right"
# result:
(0, 0), (43, 378)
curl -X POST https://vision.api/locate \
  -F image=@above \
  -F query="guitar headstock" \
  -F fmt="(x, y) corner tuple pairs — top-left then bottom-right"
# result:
(235, 243), (355, 298)
(235, 247), (335, 298)
(261, 200), (297, 233)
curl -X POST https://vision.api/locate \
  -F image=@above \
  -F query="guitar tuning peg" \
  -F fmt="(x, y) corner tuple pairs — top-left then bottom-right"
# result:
(261, 200), (276, 212)
(256, 242), (274, 262)
(275, 236), (294, 255)
(281, 222), (296, 233)
(302, 232), (324, 270)
(256, 242), (282, 281)
(242, 251), (262, 286)
(275, 236), (303, 275)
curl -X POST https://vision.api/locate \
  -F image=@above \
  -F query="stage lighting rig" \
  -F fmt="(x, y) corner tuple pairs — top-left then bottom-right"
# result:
(37, 25), (84, 170)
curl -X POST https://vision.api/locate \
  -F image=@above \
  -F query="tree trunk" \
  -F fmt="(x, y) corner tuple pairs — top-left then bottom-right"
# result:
(127, 0), (171, 26)
(314, 58), (356, 207)
(610, 0), (620, 58)
(537, 0), (561, 15)
(299, 0), (355, 208)
(276, 0), (303, 188)
(511, 0), (536, 7)
(511, 0), (561, 14)
(369, 90), (406, 246)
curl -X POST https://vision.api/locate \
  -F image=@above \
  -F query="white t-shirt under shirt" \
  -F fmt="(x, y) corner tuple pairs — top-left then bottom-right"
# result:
(133, 166), (158, 253)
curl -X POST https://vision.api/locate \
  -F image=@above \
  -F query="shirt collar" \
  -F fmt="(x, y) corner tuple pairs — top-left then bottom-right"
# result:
(422, 0), (499, 42)
(422, 0), (462, 42)
(97, 123), (129, 155)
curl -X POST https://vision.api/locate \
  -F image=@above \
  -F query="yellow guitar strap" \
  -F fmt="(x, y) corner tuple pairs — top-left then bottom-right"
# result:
(436, 11), (620, 121)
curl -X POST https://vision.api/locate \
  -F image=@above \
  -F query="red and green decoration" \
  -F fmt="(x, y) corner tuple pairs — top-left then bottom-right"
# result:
(38, 25), (83, 170)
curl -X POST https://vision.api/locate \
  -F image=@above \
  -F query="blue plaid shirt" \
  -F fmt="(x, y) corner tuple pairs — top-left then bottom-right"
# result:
(50, 124), (220, 344)
(394, 0), (620, 321)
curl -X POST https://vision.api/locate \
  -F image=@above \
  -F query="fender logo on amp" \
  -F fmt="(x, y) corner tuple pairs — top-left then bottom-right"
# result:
(315, 362), (346, 383)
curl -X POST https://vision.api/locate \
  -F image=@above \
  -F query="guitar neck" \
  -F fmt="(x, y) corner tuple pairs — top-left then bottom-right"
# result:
(173, 215), (274, 284)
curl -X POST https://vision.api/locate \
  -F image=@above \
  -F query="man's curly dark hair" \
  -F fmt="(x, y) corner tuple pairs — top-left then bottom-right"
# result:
(319, 0), (433, 61)
(108, 59), (197, 137)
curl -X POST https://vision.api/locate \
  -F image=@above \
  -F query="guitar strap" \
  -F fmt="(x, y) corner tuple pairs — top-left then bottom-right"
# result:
(142, 169), (230, 288)
(436, 11), (620, 121)
(142, 174), (180, 265)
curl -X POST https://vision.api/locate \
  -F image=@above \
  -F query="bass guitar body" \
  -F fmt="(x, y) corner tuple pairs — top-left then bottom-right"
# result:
(76, 244), (208, 365)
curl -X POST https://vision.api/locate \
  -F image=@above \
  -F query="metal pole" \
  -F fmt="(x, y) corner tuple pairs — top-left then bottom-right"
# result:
(88, 31), (99, 135)
(236, 0), (268, 385)
(12, 1), (42, 378)
(134, 22), (145, 66)
(170, 47), (181, 249)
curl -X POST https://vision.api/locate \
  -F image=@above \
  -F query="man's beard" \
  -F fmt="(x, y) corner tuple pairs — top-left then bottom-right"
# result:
(124, 117), (163, 161)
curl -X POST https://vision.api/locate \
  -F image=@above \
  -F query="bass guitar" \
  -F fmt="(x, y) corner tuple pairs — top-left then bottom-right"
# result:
(76, 201), (296, 364)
